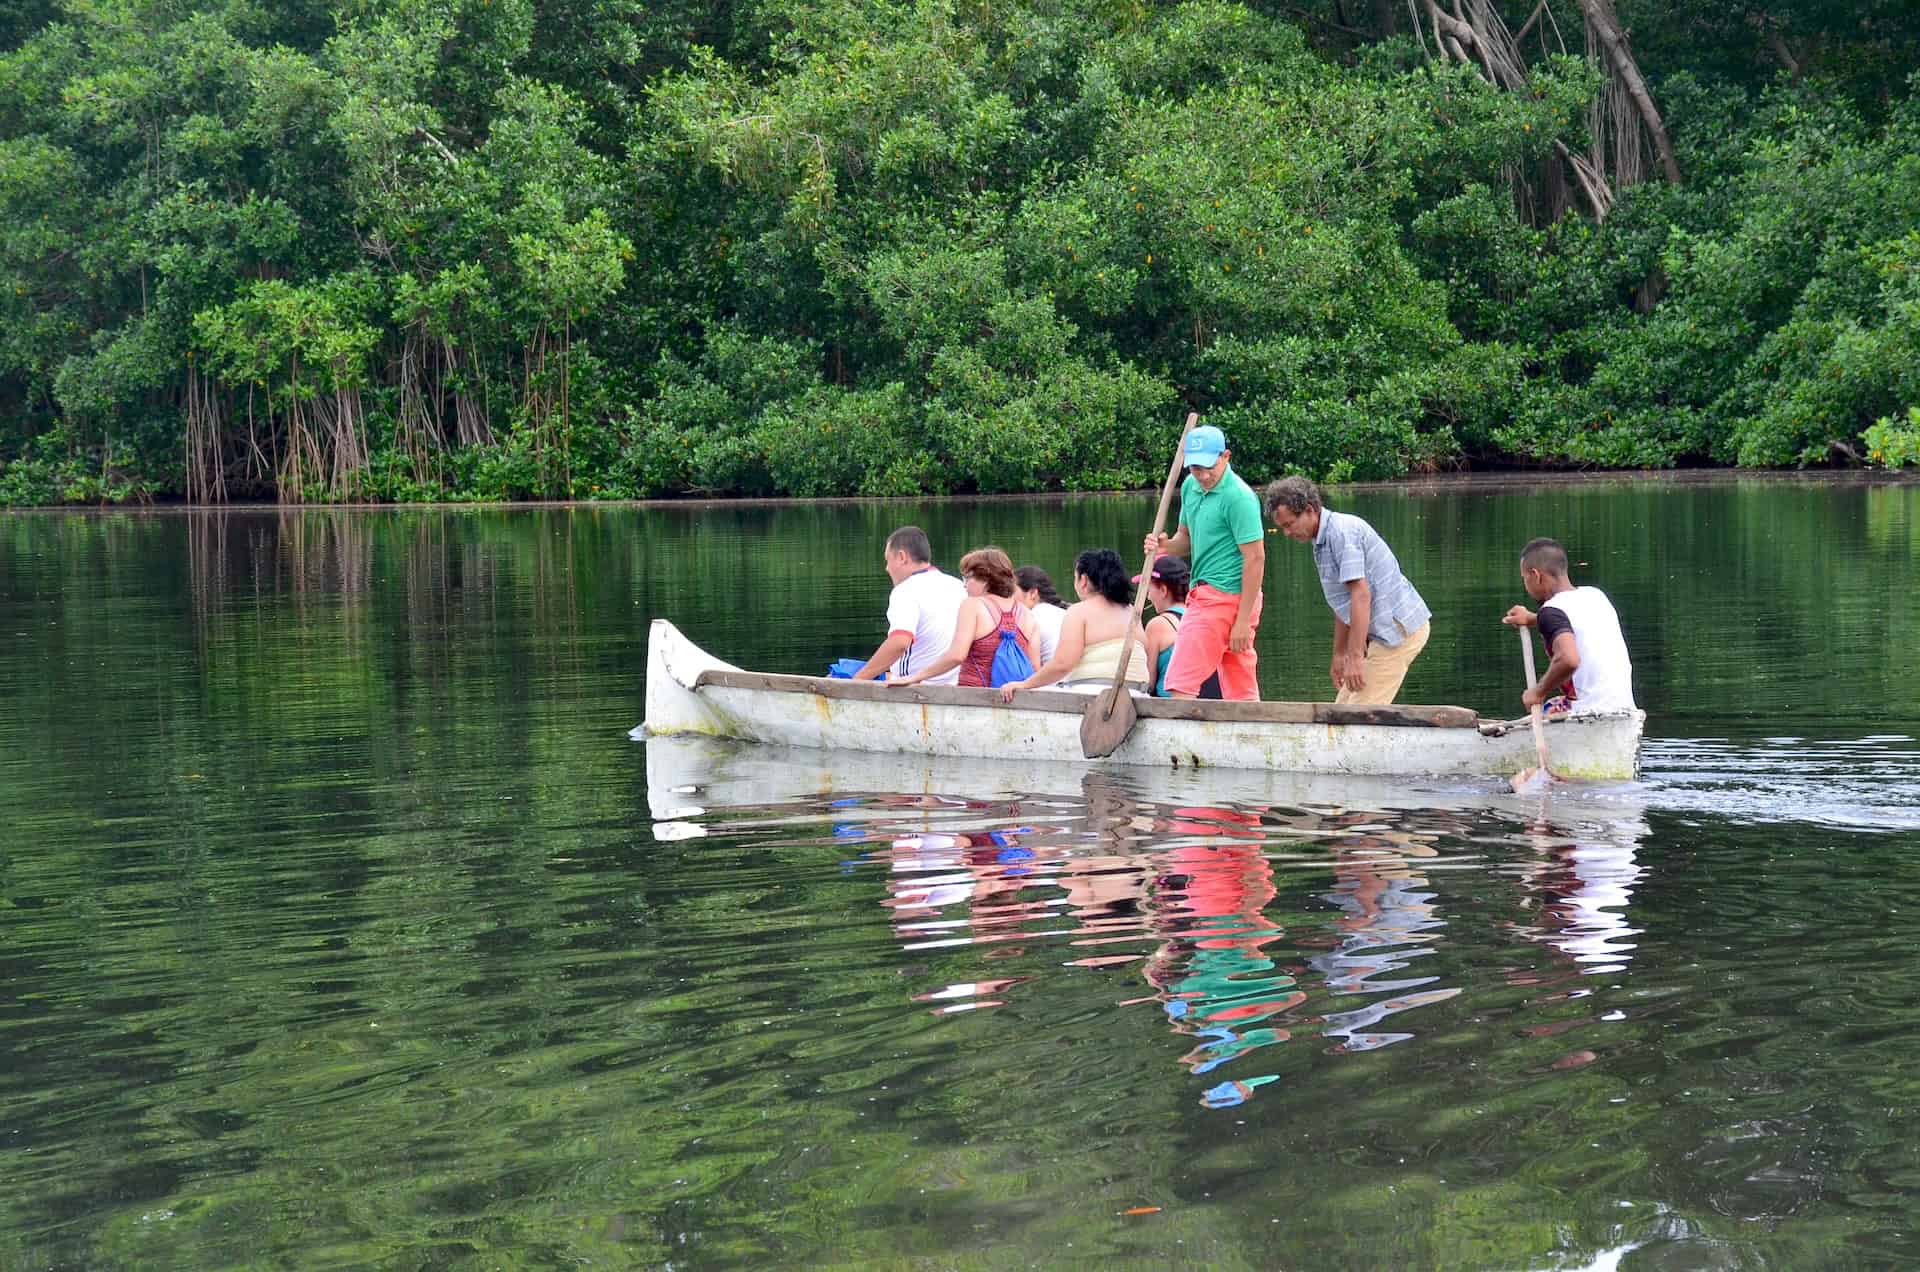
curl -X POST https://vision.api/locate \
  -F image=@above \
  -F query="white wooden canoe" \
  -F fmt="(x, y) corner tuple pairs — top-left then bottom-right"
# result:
(642, 619), (1645, 780)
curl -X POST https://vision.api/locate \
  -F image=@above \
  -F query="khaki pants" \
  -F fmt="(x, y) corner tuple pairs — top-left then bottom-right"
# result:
(1335, 621), (1431, 706)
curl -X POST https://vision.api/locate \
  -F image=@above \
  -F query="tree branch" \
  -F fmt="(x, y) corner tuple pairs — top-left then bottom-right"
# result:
(412, 127), (459, 166)
(1553, 139), (1614, 221)
(1580, 0), (1682, 185)
(1747, 10), (1801, 78)
(1514, 0), (1547, 44)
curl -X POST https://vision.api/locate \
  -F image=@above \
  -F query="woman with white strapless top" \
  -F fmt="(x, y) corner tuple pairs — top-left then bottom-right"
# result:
(1013, 565), (1069, 667)
(998, 548), (1149, 701)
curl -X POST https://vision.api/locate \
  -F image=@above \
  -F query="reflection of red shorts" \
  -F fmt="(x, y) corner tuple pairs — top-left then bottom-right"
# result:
(1163, 584), (1262, 700)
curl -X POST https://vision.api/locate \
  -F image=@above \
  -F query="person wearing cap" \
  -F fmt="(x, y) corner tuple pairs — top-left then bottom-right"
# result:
(1137, 554), (1223, 698)
(1141, 425), (1266, 700)
(1264, 476), (1432, 706)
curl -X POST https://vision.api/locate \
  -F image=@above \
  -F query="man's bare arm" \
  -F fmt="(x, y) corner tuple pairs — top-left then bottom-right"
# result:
(1339, 578), (1371, 690)
(854, 631), (912, 681)
(1228, 538), (1264, 652)
(1526, 631), (1581, 704)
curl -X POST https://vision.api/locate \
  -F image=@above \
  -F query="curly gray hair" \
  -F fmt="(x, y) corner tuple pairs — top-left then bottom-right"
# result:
(1262, 476), (1323, 517)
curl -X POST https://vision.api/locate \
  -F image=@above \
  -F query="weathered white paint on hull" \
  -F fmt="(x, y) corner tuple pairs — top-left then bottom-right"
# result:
(643, 619), (1643, 780)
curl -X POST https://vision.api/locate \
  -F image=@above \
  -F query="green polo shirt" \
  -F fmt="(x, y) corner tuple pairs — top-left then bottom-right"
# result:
(1177, 465), (1263, 594)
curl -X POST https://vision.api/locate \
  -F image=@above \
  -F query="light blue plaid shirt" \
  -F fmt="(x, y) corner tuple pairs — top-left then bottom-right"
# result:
(1311, 509), (1432, 646)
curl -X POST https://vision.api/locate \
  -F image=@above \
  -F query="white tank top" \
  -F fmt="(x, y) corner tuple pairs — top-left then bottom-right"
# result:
(1541, 586), (1636, 713)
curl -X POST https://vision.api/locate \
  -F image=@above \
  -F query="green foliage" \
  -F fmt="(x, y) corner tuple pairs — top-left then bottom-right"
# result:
(0, 424), (146, 504)
(1865, 407), (1920, 468)
(4, 0), (1920, 499)
(750, 382), (933, 496)
(630, 324), (824, 496)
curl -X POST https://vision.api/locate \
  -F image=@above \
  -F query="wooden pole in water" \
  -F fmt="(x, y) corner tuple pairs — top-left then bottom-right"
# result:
(1515, 625), (1555, 787)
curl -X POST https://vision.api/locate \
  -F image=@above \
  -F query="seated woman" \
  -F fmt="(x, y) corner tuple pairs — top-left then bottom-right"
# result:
(1139, 555), (1223, 699)
(887, 546), (1041, 688)
(998, 548), (1150, 700)
(1014, 565), (1069, 667)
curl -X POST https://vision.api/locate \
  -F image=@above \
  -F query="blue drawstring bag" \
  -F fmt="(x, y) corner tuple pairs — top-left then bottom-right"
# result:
(987, 626), (1035, 688)
(826, 658), (866, 678)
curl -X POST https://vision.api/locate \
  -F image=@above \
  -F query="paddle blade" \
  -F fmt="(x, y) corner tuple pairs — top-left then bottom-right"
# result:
(1512, 703), (1560, 790)
(1510, 765), (1550, 794)
(1079, 687), (1139, 759)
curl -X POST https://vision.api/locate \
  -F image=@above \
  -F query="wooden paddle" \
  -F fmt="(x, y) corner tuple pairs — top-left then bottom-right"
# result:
(1081, 411), (1200, 759)
(1512, 624), (1557, 789)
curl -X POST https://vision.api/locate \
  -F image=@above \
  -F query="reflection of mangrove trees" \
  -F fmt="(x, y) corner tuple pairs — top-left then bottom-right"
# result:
(4, 495), (1920, 1265)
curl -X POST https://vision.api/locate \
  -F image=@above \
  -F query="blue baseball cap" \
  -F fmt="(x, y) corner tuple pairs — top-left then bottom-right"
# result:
(1184, 425), (1227, 467)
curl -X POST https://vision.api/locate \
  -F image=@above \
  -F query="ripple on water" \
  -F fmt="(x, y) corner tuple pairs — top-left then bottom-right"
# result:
(1642, 732), (1920, 831)
(11, 714), (1920, 1267)
(647, 754), (1658, 1105)
(609, 735), (1920, 1257)
(12, 490), (1920, 1266)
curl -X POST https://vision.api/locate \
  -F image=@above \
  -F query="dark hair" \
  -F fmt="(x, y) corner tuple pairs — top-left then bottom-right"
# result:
(1144, 553), (1191, 604)
(1263, 475), (1323, 517)
(1520, 537), (1569, 577)
(885, 525), (932, 564)
(1015, 566), (1064, 607)
(1074, 548), (1134, 606)
(958, 546), (1016, 598)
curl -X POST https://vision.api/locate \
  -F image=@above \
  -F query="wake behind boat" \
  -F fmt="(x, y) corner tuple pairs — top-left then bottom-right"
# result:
(643, 619), (1645, 780)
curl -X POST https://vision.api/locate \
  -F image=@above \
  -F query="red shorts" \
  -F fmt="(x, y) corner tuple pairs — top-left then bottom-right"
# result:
(1163, 584), (1262, 700)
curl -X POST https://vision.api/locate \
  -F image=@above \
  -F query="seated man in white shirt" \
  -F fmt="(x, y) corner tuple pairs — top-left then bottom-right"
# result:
(1501, 537), (1636, 716)
(851, 525), (967, 685)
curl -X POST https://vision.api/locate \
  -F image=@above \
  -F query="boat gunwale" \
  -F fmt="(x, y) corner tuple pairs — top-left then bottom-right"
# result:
(691, 667), (1485, 730)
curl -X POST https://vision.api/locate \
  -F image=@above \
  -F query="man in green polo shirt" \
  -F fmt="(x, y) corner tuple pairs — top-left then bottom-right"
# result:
(1142, 425), (1266, 699)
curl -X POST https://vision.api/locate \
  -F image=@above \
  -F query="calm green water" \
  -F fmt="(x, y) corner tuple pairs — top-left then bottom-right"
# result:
(4, 478), (1920, 1268)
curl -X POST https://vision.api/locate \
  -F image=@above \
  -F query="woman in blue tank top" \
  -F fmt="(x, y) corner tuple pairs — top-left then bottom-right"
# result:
(1138, 555), (1222, 698)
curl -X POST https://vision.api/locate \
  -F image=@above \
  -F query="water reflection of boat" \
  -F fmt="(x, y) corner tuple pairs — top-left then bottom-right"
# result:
(642, 734), (1654, 829)
(1312, 837), (1458, 1054)
(643, 737), (1654, 1107)
(1509, 832), (1647, 977)
(644, 619), (1645, 779)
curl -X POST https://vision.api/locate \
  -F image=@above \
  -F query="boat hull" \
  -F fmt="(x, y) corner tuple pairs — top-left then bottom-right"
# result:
(642, 619), (1644, 780)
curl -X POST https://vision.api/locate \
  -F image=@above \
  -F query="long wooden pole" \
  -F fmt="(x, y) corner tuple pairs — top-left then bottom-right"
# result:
(1520, 626), (1551, 774)
(1098, 412), (1199, 721)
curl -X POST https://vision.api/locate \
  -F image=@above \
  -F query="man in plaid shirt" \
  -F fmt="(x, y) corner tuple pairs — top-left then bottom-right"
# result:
(1264, 476), (1433, 706)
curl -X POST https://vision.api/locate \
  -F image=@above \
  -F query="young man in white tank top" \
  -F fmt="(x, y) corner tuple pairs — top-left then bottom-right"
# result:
(1500, 537), (1636, 715)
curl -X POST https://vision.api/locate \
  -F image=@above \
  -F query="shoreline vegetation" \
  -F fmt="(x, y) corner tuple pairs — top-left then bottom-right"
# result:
(3, 2), (1920, 507)
(9, 466), (1917, 516)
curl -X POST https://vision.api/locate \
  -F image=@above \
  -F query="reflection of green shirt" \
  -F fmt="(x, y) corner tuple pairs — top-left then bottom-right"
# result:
(1178, 466), (1264, 595)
